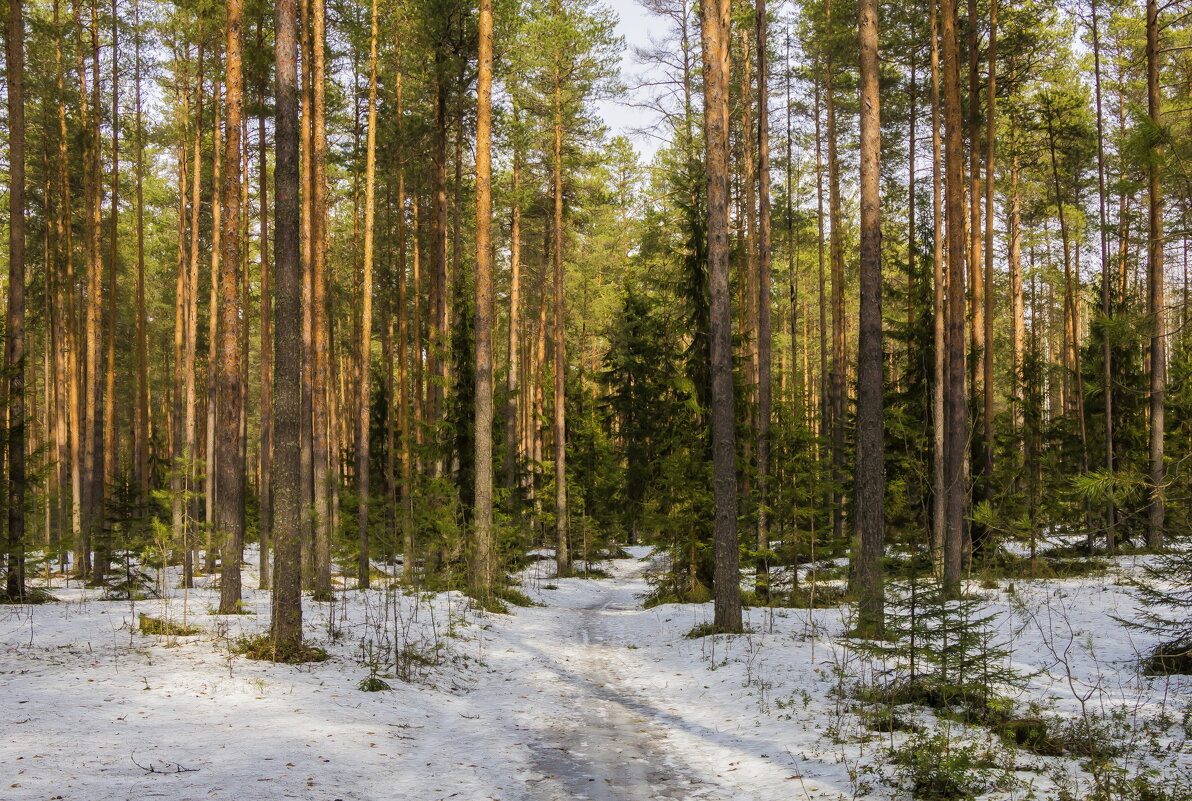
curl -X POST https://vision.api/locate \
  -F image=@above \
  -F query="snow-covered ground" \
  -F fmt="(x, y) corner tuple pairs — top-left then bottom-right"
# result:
(1, 547), (1189, 800)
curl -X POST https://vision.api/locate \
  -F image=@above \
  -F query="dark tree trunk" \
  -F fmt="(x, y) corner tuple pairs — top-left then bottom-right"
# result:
(5, 0), (26, 599)
(271, 0), (304, 652)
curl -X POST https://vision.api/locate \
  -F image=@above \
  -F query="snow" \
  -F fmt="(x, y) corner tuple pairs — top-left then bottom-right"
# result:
(1, 547), (1189, 800)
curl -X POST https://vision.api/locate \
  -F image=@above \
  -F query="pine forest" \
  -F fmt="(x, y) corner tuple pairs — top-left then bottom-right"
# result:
(2, 0), (1192, 798)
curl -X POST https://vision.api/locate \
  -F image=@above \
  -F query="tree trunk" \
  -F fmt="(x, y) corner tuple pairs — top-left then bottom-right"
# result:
(133, 0), (149, 507)
(504, 102), (523, 493)
(77, 0), (104, 580)
(1008, 100), (1023, 436)
(258, 21), (273, 589)
(755, 0), (773, 601)
(700, 0), (742, 632)
(1088, 0), (1113, 549)
(814, 73), (827, 453)
(980, 0), (996, 527)
(1145, 0), (1165, 549)
(5, 0), (26, 599)
(941, 0), (968, 596)
(471, 0), (495, 596)
(311, 0), (332, 594)
(170, 62), (192, 587)
(853, 0), (884, 636)
(552, 72), (569, 577)
(271, 0), (303, 653)
(217, 0), (246, 614)
(206, 79), (223, 574)
(356, 0), (379, 589)
(825, 0), (846, 546)
(299, 0), (314, 586)
(967, 0), (984, 531)
(182, 37), (205, 585)
(100, 0), (120, 584)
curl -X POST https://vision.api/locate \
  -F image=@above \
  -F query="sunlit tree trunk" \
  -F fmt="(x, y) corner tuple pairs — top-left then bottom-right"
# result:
(311, 0), (332, 594)
(853, 0), (883, 635)
(299, 0), (314, 584)
(700, 0), (742, 632)
(183, 37), (205, 583)
(755, 0), (773, 600)
(471, 0), (495, 595)
(356, 0), (379, 589)
(217, 0), (246, 613)
(504, 102), (523, 493)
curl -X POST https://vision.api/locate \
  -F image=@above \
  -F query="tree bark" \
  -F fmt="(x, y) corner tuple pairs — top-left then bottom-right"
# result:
(217, 0), (247, 614)
(471, 0), (495, 596)
(206, 79), (223, 574)
(980, 0), (996, 523)
(1145, 0), (1165, 549)
(941, 0), (968, 596)
(258, 21), (273, 588)
(552, 68), (569, 577)
(311, 0), (332, 594)
(700, 0), (742, 632)
(5, 0), (26, 599)
(182, 37), (205, 585)
(133, 0), (149, 506)
(1008, 86), (1023, 437)
(271, 0), (304, 652)
(299, 0), (314, 585)
(504, 101), (523, 493)
(1089, 0), (1114, 549)
(825, 0), (846, 546)
(755, 0), (773, 601)
(356, 0), (379, 589)
(853, 0), (884, 635)
(100, 0), (120, 583)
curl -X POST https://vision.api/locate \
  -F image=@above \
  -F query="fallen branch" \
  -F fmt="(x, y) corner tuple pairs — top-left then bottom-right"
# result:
(131, 751), (199, 774)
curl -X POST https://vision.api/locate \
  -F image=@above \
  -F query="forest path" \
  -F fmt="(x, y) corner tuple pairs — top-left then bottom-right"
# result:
(500, 552), (732, 801)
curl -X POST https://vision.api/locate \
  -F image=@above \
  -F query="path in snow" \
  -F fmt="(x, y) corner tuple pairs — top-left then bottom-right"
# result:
(505, 556), (726, 801)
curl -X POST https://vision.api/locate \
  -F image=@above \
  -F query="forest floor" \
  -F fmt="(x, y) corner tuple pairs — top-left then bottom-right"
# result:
(1, 546), (1190, 800)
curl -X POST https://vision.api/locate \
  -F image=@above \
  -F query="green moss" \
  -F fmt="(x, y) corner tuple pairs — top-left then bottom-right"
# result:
(138, 614), (202, 637)
(232, 633), (329, 664)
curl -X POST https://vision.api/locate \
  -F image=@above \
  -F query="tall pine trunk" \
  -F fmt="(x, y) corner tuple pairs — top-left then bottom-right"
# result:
(853, 0), (884, 636)
(700, 0), (742, 632)
(755, 0), (773, 600)
(1145, 0), (1165, 549)
(472, 0), (495, 595)
(5, 0), (26, 599)
(1090, 0), (1115, 549)
(356, 0), (379, 589)
(552, 68), (569, 577)
(311, 0), (332, 594)
(272, 0), (304, 653)
(217, 0), (246, 614)
(940, 0), (968, 596)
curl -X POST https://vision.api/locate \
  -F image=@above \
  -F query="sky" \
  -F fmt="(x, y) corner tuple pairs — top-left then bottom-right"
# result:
(597, 0), (666, 163)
